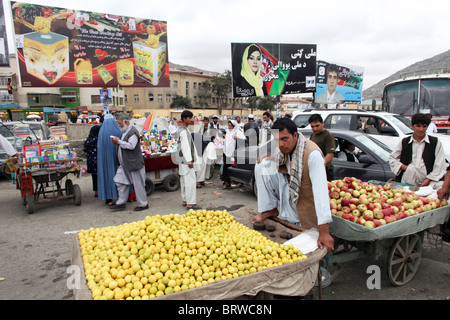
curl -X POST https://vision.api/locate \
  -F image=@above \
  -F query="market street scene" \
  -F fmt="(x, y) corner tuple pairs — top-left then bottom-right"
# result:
(0, 0), (450, 305)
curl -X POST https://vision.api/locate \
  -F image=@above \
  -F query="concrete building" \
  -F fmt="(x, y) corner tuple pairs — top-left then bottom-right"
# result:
(0, 54), (126, 122)
(124, 68), (245, 118)
(0, 54), (257, 122)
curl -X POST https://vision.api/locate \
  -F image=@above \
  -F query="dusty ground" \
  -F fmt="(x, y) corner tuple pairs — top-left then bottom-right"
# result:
(0, 165), (449, 300)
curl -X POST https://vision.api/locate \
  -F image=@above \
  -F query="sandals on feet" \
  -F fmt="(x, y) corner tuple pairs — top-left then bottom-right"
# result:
(186, 204), (202, 210)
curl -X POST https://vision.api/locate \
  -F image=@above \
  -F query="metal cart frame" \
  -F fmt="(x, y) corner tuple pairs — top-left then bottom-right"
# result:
(322, 206), (450, 286)
(17, 158), (82, 214)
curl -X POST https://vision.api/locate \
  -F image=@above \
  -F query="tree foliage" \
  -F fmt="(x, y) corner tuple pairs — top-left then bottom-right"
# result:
(170, 95), (192, 109)
(200, 70), (232, 114)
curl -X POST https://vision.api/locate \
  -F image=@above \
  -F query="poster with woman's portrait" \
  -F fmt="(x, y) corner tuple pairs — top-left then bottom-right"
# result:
(231, 43), (317, 98)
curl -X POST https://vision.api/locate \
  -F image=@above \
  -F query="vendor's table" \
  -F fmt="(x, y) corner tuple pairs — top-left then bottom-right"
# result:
(16, 159), (82, 214)
(71, 207), (327, 300)
(323, 205), (450, 286)
(143, 152), (179, 195)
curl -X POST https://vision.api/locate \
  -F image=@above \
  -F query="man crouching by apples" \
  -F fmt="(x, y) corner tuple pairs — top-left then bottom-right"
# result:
(251, 118), (334, 299)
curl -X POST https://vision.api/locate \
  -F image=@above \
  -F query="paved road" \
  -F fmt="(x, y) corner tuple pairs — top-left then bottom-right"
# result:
(0, 166), (449, 300)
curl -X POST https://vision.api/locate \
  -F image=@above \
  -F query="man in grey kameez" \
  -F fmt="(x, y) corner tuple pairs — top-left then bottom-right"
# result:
(109, 113), (148, 211)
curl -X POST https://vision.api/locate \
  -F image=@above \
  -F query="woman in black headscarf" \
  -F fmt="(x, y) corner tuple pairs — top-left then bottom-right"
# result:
(83, 124), (101, 197)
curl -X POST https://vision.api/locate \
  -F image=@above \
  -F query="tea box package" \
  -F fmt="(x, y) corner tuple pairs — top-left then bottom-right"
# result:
(133, 41), (167, 86)
(23, 31), (69, 85)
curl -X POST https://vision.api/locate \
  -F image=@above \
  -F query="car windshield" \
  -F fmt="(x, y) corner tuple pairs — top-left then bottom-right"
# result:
(384, 115), (413, 135)
(0, 122), (48, 146)
(293, 114), (311, 128)
(354, 134), (392, 162)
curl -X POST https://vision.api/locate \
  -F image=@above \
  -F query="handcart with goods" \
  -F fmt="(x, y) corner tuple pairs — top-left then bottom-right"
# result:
(143, 152), (179, 196)
(16, 158), (82, 214)
(322, 196), (450, 287)
(71, 207), (328, 300)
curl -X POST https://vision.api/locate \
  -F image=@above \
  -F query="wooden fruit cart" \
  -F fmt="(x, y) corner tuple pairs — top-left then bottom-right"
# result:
(16, 158), (82, 214)
(322, 205), (450, 286)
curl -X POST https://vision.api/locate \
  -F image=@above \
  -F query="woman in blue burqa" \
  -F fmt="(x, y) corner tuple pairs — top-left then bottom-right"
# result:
(97, 114), (122, 205)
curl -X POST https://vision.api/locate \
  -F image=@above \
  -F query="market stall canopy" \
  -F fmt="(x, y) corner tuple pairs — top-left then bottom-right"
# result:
(26, 114), (41, 120)
(43, 107), (72, 114)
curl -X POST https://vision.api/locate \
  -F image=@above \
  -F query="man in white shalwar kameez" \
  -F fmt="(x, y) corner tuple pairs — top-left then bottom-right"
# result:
(110, 113), (148, 212)
(175, 110), (201, 210)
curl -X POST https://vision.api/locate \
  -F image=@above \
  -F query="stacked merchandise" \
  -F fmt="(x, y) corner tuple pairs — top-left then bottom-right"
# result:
(140, 124), (177, 156)
(49, 126), (69, 144)
(13, 126), (33, 153)
(21, 126), (77, 170)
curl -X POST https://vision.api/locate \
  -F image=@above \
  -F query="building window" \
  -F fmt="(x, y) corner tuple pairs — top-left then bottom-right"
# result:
(0, 78), (9, 86)
(193, 82), (197, 89)
(186, 82), (189, 96)
(173, 80), (178, 89)
(194, 96), (197, 103)
(91, 95), (101, 104)
(134, 94), (139, 102)
(149, 93), (154, 101)
(158, 94), (163, 102)
(166, 94), (171, 102)
(124, 95), (127, 102)
(61, 90), (77, 103)
(0, 90), (13, 102)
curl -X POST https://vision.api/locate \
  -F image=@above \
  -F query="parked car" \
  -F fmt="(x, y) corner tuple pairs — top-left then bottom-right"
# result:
(301, 129), (396, 182)
(0, 121), (51, 166)
(227, 129), (395, 195)
(292, 109), (450, 162)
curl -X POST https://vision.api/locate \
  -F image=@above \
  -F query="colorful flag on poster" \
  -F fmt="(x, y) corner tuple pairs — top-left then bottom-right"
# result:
(231, 43), (317, 98)
(10, 1), (169, 87)
(315, 60), (364, 104)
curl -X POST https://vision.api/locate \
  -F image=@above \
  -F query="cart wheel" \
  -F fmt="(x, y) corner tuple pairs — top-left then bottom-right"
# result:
(73, 184), (81, 206)
(65, 179), (74, 195)
(25, 194), (35, 214)
(145, 179), (155, 196)
(163, 174), (180, 192)
(387, 233), (422, 286)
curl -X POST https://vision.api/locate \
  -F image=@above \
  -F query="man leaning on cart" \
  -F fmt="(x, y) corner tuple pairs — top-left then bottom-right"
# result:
(251, 118), (334, 299)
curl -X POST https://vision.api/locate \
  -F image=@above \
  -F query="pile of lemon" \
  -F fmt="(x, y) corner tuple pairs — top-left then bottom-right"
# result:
(78, 209), (306, 300)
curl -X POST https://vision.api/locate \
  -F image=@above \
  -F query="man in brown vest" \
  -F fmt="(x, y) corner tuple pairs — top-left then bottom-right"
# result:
(252, 118), (334, 253)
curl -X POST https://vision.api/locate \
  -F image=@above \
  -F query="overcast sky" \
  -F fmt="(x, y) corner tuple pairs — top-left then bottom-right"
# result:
(3, 0), (450, 90)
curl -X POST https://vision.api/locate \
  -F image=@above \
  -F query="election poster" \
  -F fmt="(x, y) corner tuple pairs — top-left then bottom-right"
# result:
(10, 1), (169, 87)
(315, 60), (364, 104)
(231, 43), (317, 98)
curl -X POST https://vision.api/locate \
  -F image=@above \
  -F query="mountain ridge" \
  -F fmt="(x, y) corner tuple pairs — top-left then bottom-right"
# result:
(362, 49), (450, 101)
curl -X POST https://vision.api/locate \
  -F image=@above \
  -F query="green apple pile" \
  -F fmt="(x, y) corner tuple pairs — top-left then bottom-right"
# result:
(328, 177), (448, 229)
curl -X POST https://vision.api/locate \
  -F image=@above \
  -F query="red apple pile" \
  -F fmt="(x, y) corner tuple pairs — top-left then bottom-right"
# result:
(328, 177), (448, 229)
